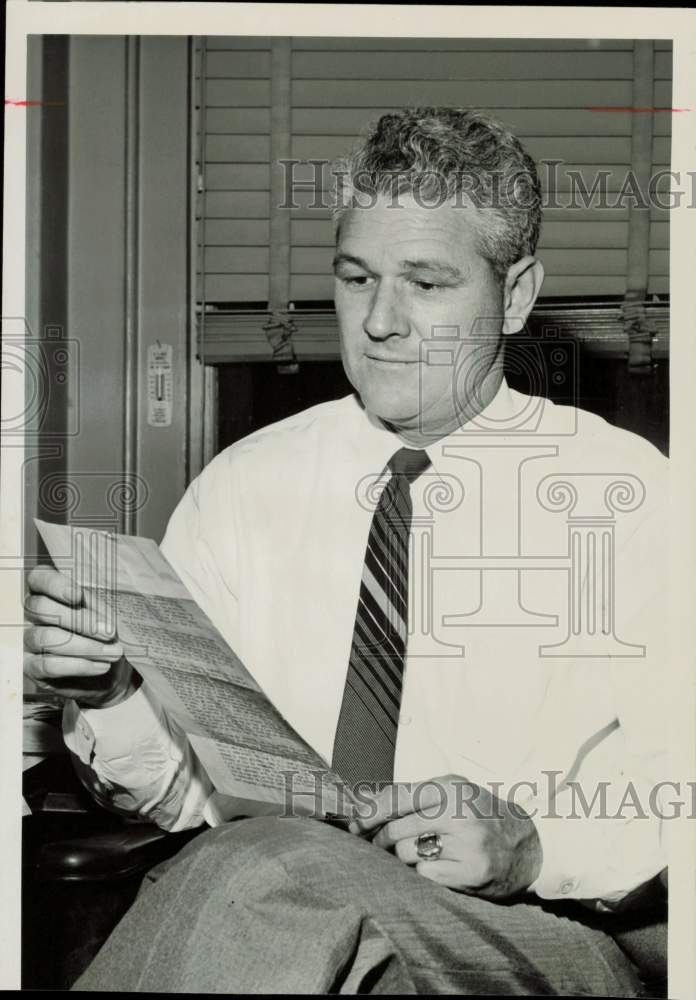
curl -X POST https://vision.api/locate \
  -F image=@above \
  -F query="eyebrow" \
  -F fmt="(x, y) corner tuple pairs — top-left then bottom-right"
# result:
(400, 259), (466, 281)
(332, 253), (466, 281)
(332, 252), (372, 272)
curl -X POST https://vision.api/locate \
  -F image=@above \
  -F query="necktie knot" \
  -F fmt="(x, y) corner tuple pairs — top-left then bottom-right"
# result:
(387, 447), (431, 484)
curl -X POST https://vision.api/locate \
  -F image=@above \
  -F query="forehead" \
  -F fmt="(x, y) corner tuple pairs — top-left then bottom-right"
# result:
(336, 193), (481, 264)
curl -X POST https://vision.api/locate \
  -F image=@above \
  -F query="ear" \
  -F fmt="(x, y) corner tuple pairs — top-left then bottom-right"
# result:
(501, 257), (544, 336)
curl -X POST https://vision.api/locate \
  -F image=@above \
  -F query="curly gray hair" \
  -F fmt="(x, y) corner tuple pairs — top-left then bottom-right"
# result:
(331, 107), (542, 281)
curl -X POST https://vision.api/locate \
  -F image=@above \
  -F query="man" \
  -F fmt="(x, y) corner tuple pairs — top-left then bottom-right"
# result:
(24, 108), (668, 994)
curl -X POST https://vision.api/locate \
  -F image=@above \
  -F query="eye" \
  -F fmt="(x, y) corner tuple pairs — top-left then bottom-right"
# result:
(412, 280), (441, 292)
(338, 273), (373, 288)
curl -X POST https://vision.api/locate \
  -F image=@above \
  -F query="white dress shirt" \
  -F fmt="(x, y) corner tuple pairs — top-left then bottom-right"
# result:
(64, 380), (670, 906)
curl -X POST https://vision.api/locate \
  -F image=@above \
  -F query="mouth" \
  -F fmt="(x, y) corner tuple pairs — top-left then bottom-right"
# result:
(365, 355), (420, 366)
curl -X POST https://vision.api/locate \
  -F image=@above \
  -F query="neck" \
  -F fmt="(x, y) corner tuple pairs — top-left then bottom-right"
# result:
(384, 363), (505, 448)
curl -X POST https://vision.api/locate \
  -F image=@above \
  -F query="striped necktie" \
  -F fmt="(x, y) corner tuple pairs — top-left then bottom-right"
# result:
(332, 446), (431, 787)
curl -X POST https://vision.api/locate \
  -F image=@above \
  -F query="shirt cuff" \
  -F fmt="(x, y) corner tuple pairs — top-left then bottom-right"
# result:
(63, 686), (160, 766)
(62, 688), (213, 832)
(527, 787), (667, 905)
(527, 806), (587, 900)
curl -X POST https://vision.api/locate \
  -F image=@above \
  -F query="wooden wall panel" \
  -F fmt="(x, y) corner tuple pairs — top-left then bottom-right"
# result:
(66, 37), (191, 542)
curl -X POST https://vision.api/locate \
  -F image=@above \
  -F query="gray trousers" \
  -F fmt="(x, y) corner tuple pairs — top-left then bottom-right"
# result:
(73, 816), (647, 995)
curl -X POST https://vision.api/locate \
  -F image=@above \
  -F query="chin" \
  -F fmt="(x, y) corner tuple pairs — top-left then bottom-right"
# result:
(356, 388), (420, 426)
(351, 369), (420, 419)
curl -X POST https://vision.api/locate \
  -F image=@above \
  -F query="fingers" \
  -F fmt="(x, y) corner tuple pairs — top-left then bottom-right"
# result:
(25, 566), (115, 642)
(24, 652), (112, 683)
(24, 593), (115, 642)
(27, 566), (82, 605)
(415, 856), (493, 892)
(372, 811), (448, 851)
(351, 778), (447, 835)
(24, 652), (130, 708)
(24, 625), (124, 662)
(23, 574), (132, 709)
(390, 830), (492, 890)
(24, 651), (138, 709)
(393, 831), (453, 865)
(415, 860), (471, 887)
(373, 822), (489, 889)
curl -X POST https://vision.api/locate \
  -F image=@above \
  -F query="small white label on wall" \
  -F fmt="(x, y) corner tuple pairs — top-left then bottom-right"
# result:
(147, 342), (173, 427)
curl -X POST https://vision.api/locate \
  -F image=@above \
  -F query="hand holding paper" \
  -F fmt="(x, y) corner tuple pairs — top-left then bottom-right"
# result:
(30, 519), (354, 824)
(24, 564), (138, 709)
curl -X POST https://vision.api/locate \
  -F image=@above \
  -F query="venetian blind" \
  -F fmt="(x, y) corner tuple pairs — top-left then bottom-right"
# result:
(194, 37), (671, 361)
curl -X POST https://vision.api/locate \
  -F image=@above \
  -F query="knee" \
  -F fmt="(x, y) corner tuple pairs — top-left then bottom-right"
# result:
(142, 816), (321, 896)
(206, 815), (380, 876)
(156, 816), (401, 898)
(240, 817), (406, 890)
(148, 816), (422, 921)
(169, 816), (352, 868)
(230, 815), (359, 861)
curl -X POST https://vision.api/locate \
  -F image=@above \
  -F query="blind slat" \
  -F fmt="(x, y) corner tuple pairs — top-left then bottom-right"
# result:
(216, 163), (660, 195)
(291, 38), (639, 52)
(203, 219), (270, 244)
(206, 134), (271, 161)
(201, 273), (269, 300)
(650, 221), (668, 249)
(654, 80), (672, 106)
(653, 51), (673, 78)
(204, 191), (269, 217)
(291, 51), (635, 80)
(205, 246), (269, 271)
(204, 108), (271, 132)
(204, 79), (271, 106)
(204, 37), (274, 50)
(200, 107), (671, 138)
(653, 136), (671, 163)
(205, 164), (270, 189)
(648, 249), (669, 275)
(291, 79), (633, 108)
(204, 51), (272, 77)
(288, 134), (633, 163)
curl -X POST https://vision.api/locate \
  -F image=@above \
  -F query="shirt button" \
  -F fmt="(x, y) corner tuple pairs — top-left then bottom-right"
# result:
(398, 714), (412, 726)
(559, 879), (577, 895)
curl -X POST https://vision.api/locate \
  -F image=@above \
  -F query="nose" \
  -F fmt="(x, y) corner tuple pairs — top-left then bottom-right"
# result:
(363, 279), (410, 340)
